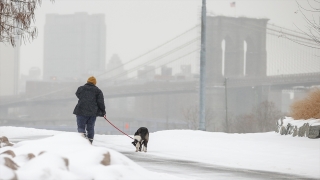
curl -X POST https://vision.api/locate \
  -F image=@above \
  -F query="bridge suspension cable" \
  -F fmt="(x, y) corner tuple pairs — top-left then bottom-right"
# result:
(95, 24), (200, 78)
(266, 23), (320, 75)
(222, 19), (319, 47)
(100, 37), (200, 83)
(215, 19), (320, 75)
(1, 25), (201, 103)
(102, 48), (200, 86)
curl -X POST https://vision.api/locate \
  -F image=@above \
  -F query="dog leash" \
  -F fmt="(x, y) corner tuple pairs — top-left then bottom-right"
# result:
(103, 115), (134, 139)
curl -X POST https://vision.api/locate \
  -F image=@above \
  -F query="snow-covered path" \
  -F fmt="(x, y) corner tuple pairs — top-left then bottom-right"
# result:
(94, 130), (320, 179)
(119, 151), (316, 180)
(1, 127), (319, 180)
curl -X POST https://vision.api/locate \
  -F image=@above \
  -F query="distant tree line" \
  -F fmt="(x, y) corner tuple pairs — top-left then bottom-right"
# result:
(182, 101), (283, 133)
(229, 101), (283, 133)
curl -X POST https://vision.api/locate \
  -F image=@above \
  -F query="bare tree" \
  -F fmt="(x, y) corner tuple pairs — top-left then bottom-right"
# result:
(230, 114), (258, 133)
(295, 0), (320, 47)
(232, 101), (283, 133)
(181, 105), (214, 130)
(0, 0), (53, 46)
(253, 101), (283, 132)
(181, 105), (198, 130)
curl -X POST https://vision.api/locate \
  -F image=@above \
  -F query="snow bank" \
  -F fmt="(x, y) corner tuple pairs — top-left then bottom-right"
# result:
(277, 116), (320, 138)
(0, 130), (186, 180)
(278, 116), (320, 128)
(0, 126), (62, 143)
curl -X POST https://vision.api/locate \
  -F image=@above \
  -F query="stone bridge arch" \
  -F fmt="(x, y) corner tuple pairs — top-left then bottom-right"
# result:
(206, 16), (269, 83)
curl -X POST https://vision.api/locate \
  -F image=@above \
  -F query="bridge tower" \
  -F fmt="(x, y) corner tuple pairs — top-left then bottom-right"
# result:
(206, 16), (269, 82)
(204, 16), (269, 132)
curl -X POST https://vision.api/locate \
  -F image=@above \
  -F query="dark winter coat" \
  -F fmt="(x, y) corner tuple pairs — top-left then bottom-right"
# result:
(73, 83), (106, 117)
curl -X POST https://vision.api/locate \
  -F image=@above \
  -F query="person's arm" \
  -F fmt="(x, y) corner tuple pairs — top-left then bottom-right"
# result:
(75, 87), (81, 99)
(97, 90), (106, 115)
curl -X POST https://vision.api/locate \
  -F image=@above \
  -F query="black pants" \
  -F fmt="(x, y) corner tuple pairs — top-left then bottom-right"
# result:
(76, 115), (96, 140)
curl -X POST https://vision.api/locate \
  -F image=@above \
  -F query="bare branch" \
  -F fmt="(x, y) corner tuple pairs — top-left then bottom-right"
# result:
(293, 0), (320, 47)
(296, 0), (320, 12)
(0, 0), (54, 46)
(307, 0), (320, 11)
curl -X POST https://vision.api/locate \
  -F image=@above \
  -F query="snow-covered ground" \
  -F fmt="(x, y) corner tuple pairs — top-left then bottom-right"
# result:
(0, 127), (185, 180)
(0, 126), (319, 179)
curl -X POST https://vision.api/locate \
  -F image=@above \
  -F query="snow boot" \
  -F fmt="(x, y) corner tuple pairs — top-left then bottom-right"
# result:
(80, 133), (88, 139)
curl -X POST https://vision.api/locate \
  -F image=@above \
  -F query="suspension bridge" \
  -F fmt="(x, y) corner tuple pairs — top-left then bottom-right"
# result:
(1, 16), (319, 132)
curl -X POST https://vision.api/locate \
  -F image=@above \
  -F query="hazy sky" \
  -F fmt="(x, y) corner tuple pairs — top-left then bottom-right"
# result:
(19, 0), (316, 75)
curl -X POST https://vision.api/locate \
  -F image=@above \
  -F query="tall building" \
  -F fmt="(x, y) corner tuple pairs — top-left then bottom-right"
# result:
(105, 54), (127, 80)
(44, 12), (106, 81)
(0, 43), (20, 96)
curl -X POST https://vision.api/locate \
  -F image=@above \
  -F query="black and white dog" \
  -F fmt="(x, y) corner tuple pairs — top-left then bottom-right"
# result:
(132, 127), (149, 152)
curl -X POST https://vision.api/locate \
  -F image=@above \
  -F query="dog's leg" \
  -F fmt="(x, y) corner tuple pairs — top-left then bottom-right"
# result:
(134, 135), (141, 152)
(135, 142), (141, 152)
(139, 140), (144, 152)
(143, 133), (149, 152)
(143, 140), (148, 152)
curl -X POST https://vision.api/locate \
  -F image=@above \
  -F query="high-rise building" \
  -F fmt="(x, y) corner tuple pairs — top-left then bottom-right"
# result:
(105, 54), (127, 80)
(0, 43), (20, 96)
(43, 12), (106, 81)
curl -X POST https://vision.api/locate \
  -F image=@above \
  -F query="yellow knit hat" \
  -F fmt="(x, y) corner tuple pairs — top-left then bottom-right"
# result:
(87, 76), (97, 85)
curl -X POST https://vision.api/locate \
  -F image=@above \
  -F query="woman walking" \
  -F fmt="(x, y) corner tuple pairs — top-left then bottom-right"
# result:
(73, 76), (106, 144)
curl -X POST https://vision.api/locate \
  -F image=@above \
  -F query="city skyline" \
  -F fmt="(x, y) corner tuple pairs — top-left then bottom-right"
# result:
(18, 0), (317, 76)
